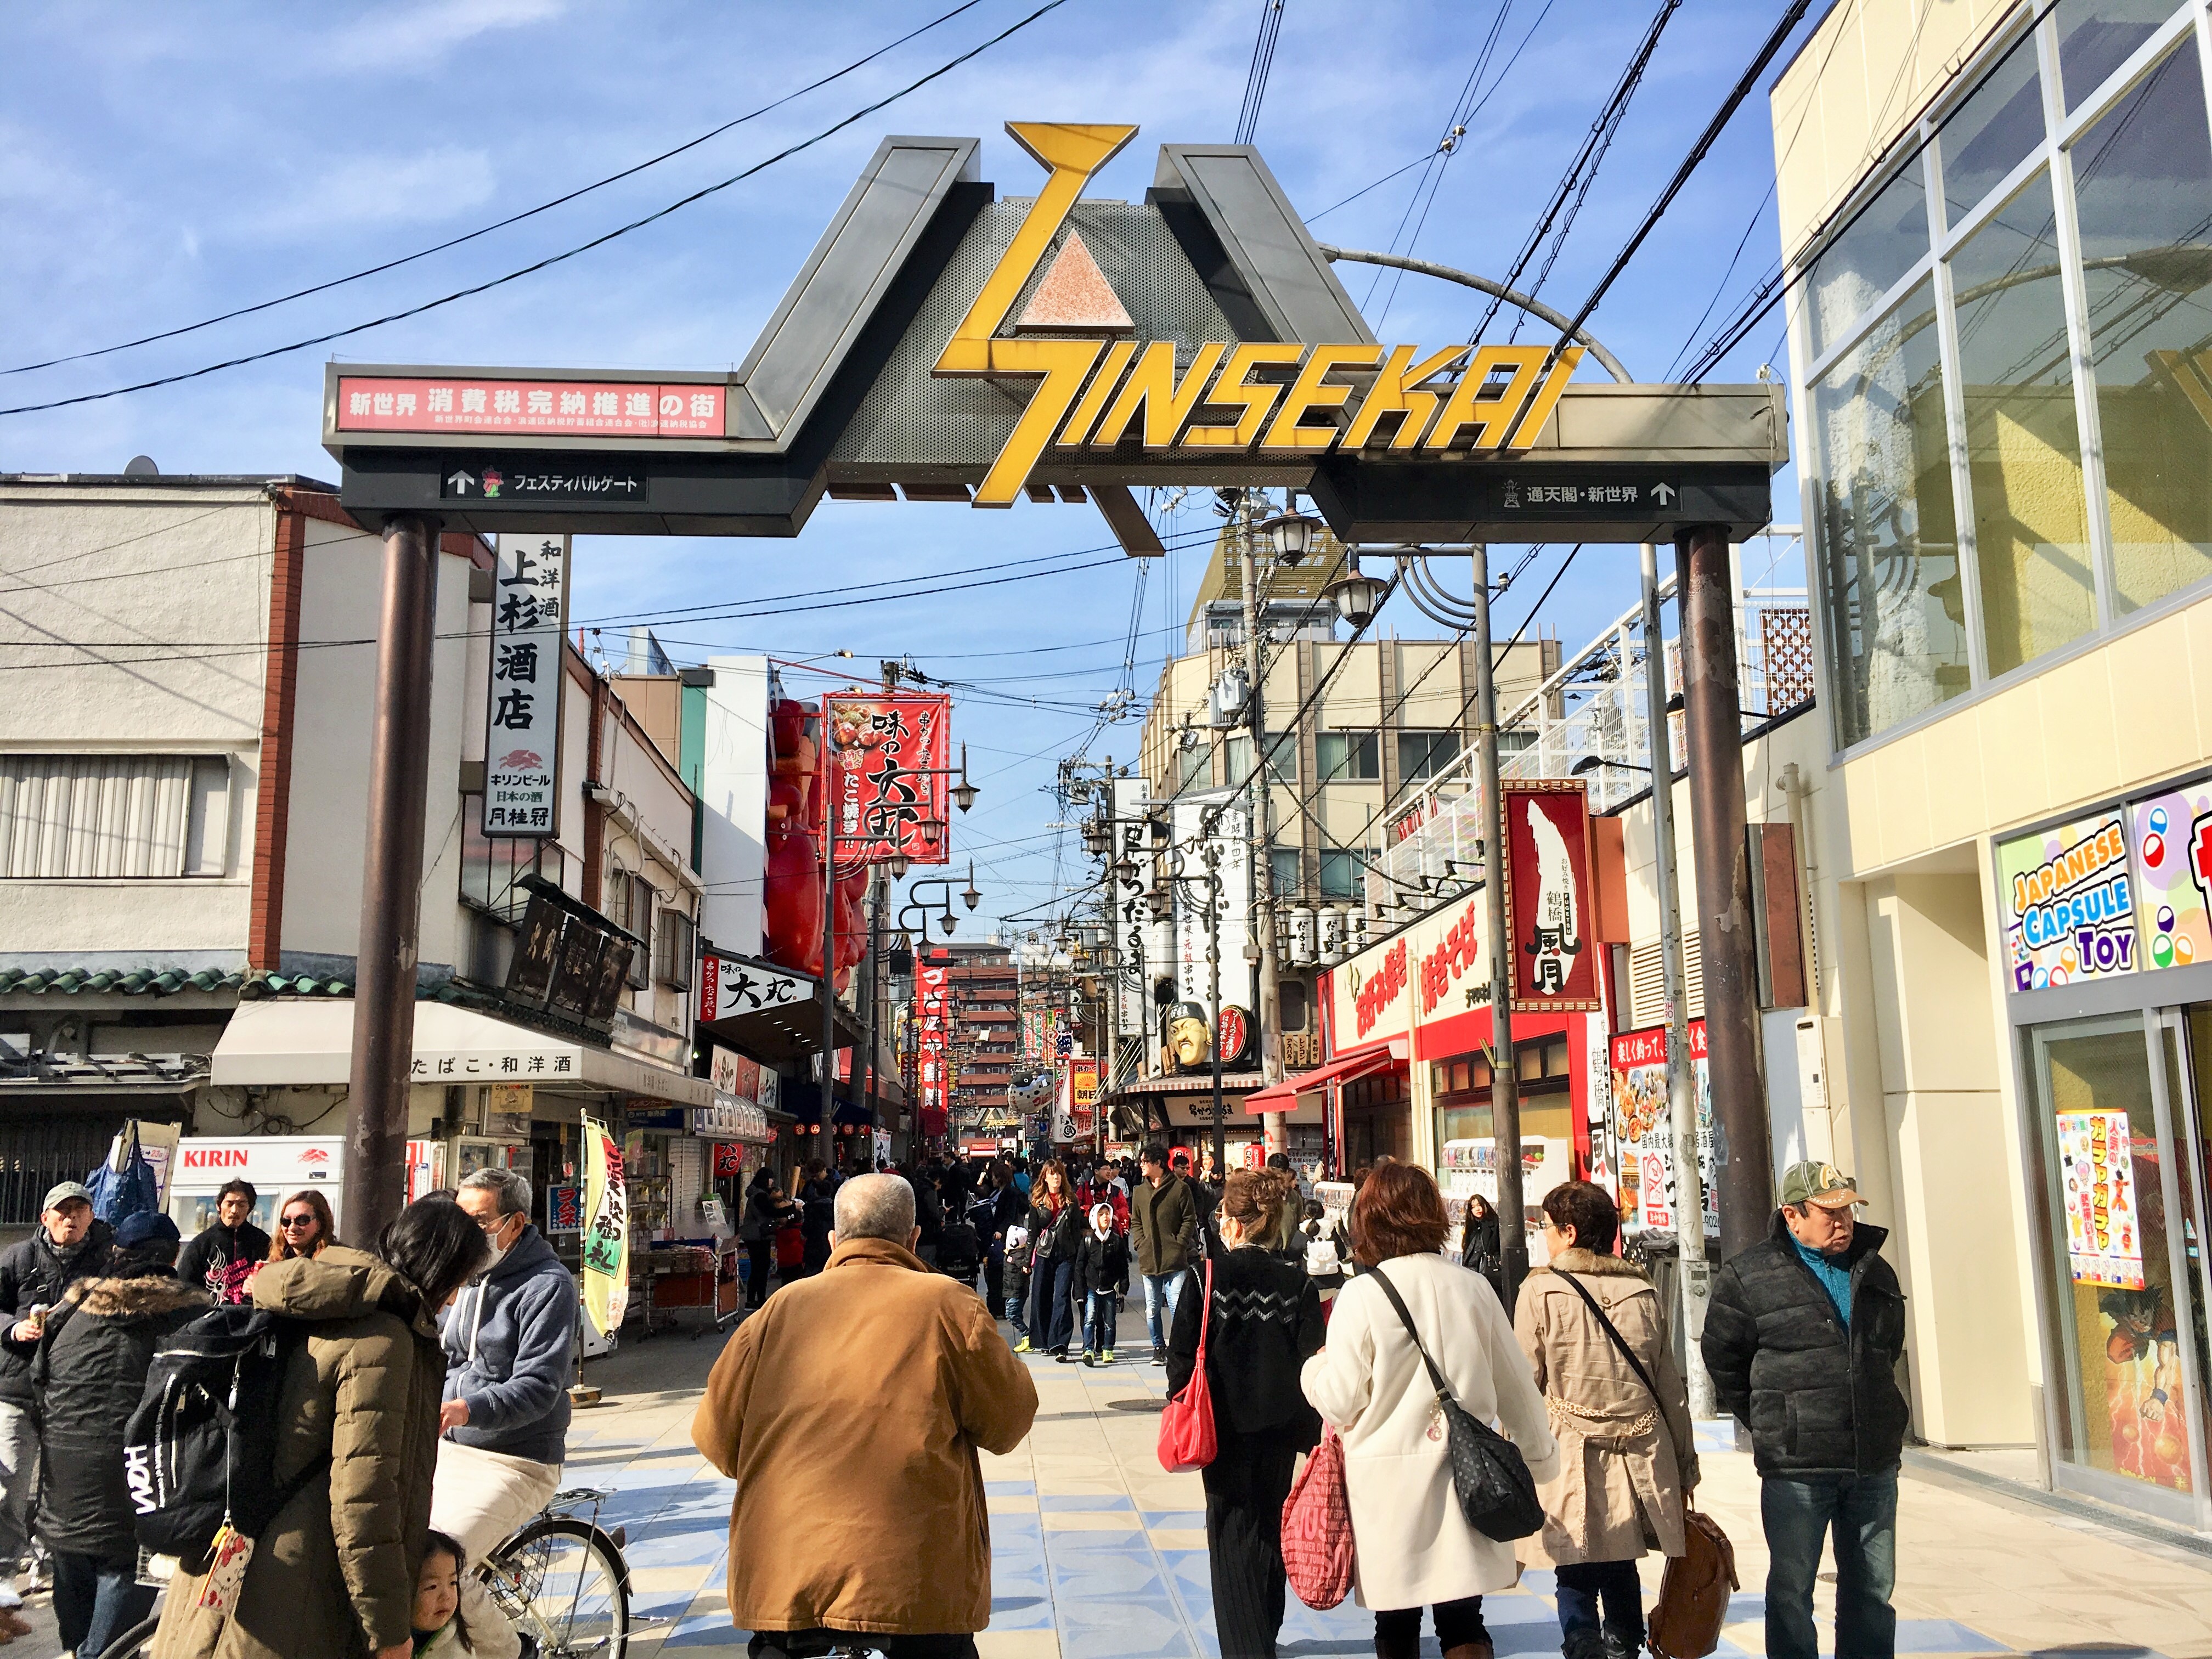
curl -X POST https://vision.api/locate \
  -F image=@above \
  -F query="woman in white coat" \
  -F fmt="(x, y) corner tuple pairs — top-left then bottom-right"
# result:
(1301, 1163), (1559, 1659)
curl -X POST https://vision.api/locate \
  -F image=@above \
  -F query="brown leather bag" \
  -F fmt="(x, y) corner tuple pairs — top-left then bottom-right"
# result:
(1646, 1508), (1739, 1659)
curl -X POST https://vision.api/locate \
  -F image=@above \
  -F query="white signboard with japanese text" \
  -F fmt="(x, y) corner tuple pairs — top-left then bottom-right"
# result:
(698, 954), (815, 1022)
(483, 534), (570, 838)
(1173, 793), (1250, 1006)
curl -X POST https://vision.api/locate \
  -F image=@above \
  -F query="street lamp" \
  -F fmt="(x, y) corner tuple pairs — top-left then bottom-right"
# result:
(1257, 509), (1323, 568)
(1321, 569), (1391, 628)
(952, 744), (977, 814)
(962, 861), (981, 911)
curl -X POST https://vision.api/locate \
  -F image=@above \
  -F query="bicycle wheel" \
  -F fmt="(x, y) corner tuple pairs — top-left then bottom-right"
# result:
(483, 1514), (630, 1659)
(92, 1614), (165, 1658)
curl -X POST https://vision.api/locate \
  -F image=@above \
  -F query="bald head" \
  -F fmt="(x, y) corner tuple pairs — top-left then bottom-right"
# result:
(832, 1172), (919, 1245)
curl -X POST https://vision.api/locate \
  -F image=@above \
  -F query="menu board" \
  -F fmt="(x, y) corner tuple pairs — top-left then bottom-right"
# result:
(2056, 1109), (2145, 1289)
(1608, 1022), (1718, 1239)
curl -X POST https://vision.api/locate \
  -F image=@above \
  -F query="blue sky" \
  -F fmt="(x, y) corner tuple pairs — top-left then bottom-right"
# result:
(2, 0), (1812, 938)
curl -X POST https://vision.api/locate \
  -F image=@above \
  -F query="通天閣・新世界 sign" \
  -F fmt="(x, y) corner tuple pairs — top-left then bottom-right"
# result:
(324, 125), (1784, 548)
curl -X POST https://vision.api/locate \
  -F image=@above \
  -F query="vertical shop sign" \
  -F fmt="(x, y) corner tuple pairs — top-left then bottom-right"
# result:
(2131, 786), (2212, 972)
(580, 1114), (629, 1336)
(2056, 1110), (2146, 1289)
(1070, 1057), (1100, 1137)
(821, 692), (952, 864)
(1502, 782), (1601, 1012)
(1998, 810), (2135, 991)
(483, 534), (569, 837)
(915, 962), (951, 1135)
(1607, 1022), (1717, 1239)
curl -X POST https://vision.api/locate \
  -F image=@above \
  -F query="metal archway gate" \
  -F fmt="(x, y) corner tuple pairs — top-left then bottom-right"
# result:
(324, 122), (1786, 1250)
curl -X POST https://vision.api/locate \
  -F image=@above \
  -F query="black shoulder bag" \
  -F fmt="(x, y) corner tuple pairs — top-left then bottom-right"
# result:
(1366, 1264), (1543, 1542)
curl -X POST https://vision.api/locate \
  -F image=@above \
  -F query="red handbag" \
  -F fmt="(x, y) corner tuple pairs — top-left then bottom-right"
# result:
(1280, 1425), (1354, 1609)
(1156, 1261), (1217, 1472)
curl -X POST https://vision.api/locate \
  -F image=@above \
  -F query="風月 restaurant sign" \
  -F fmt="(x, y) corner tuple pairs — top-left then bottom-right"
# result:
(1998, 776), (2212, 992)
(483, 534), (569, 838)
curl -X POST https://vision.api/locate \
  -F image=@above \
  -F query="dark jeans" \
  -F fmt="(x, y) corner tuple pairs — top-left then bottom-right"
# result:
(750, 1631), (977, 1659)
(1374, 1596), (1487, 1650)
(1030, 1257), (1075, 1353)
(1085, 1291), (1118, 1353)
(1203, 1430), (1299, 1659)
(1763, 1471), (1898, 1659)
(54, 1550), (155, 1659)
(985, 1248), (1005, 1313)
(1005, 1285), (1030, 1339)
(745, 1239), (772, 1307)
(1554, 1558), (1643, 1642)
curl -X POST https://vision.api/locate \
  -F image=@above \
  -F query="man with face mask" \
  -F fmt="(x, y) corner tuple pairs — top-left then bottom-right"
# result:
(432, 1166), (578, 1659)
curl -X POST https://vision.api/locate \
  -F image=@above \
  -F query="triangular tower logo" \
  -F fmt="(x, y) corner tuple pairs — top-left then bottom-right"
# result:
(1015, 231), (1135, 334)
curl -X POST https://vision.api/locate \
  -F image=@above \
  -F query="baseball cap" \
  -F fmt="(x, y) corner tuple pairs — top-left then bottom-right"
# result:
(41, 1181), (92, 1214)
(1778, 1161), (1867, 1210)
(115, 1212), (181, 1249)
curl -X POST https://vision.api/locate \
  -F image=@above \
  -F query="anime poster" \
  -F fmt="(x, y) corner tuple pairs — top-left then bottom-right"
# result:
(1609, 1022), (1717, 1239)
(580, 1115), (629, 1337)
(2057, 1110), (2145, 1290)
(821, 692), (951, 865)
(1997, 810), (2135, 991)
(2131, 787), (2212, 973)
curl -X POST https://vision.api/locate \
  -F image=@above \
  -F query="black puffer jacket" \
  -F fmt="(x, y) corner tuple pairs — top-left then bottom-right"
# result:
(0, 1220), (116, 1407)
(32, 1265), (210, 1558)
(1166, 1246), (1324, 1444)
(1701, 1211), (1910, 1478)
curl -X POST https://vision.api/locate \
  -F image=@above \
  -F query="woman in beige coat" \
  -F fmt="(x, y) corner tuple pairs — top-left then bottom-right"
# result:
(1514, 1181), (1699, 1659)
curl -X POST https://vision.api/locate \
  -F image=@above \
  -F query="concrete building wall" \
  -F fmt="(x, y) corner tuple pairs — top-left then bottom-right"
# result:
(699, 656), (769, 960)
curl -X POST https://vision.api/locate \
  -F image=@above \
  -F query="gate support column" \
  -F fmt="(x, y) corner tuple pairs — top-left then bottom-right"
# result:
(343, 514), (442, 1246)
(1674, 523), (1773, 1262)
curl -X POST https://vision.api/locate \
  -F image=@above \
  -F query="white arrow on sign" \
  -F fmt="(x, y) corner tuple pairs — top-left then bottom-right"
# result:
(448, 471), (476, 494)
(1651, 482), (1677, 505)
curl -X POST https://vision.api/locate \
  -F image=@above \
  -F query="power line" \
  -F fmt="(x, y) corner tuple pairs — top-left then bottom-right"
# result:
(0, 1), (990, 380)
(1233, 1), (1289, 145)
(0, 0), (1073, 420)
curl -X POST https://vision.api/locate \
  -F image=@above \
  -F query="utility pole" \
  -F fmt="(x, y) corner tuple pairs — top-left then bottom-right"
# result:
(1641, 541), (1714, 1415)
(1469, 542), (1526, 1298)
(1100, 758), (1120, 1157)
(1205, 838), (1226, 1178)
(343, 514), (439, 1246)
(1238, 499), (1285, 1155)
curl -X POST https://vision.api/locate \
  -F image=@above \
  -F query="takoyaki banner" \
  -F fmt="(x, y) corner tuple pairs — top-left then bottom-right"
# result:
(323, 125), (1782, 545)
(821, 691), (951, 866)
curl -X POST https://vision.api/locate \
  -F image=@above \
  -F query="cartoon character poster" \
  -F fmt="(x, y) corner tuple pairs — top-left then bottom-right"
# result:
(1997, 810), (2136, 991)
(2057, 1110), (2145, 1290)
(2131, 787), (2212, 973)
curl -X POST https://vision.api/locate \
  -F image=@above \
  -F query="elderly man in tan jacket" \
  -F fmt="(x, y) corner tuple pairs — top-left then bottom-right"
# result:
(693, 1172), (1039, 1659)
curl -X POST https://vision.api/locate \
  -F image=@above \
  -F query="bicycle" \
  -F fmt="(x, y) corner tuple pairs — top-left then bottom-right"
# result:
(480, 1485), (631, 1659)
(98, 1488), (631, 1659)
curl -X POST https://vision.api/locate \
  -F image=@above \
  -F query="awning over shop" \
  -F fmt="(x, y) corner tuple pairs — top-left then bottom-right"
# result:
(1118, 1072), (1266, 1095)
(211, 1000), (712, 1107)
(696, 951), (866, 1066)
(1241, 1040), (1407, 1115)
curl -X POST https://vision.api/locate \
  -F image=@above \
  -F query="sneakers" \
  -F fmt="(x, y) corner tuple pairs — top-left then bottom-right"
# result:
(1053, 1348), (1075, 1362)
(1150, 1346), (1167, 1365)
(1013, 1336), (1033, 1353)
(1081, 1351), (1098, 1366)
(1102, 1348), (1115, 1363)
(1601, 1629), (1643, 1659)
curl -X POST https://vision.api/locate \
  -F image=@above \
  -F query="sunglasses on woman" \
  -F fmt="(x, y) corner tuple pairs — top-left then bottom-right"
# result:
(281, 1213), (319, 1231)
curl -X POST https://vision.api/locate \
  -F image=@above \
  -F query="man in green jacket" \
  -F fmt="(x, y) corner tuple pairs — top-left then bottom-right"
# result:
(1129, 1144), (1201, 1366)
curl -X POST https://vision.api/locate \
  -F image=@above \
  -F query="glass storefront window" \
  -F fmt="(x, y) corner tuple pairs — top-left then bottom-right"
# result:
(1951, 169), (2098, 675)
(2032, 1015), (2195, 1497)
(1812, 279), (1970, 747)
(2056, 0), (2186, 111)
(1939, 32), (2047, 225)
(1809, 164), (1932, 359)
(2070, 46), (2212, 616)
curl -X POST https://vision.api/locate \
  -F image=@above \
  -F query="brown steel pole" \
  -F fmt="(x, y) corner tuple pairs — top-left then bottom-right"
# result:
(1674, 524), (1773, 1261)
(1470, 542), (1526, 1300)
(343, 514), (441, 1246)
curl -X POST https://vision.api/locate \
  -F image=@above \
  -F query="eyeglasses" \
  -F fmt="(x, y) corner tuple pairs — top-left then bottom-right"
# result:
(280, 1215), (318, 1230)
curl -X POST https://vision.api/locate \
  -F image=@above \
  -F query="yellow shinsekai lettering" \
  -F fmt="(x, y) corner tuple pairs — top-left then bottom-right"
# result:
(973, 338), (1108, 506)
(1341, 343), (1471, 451)
(1183, 343), (1302, 447)
(1423, 346), (1551, 452)
(1091, 341), (1227, 448)
(1056, 340), (1138, 448)
(1260, 345), (1383, 451)
(1504, 345), (1584, 449)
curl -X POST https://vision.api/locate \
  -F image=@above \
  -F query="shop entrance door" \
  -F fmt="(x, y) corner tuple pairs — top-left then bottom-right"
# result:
(2028, 1013), (2209, 1525)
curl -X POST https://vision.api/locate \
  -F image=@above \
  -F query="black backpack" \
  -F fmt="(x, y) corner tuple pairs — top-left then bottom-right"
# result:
(123, 1305), (328, 1559)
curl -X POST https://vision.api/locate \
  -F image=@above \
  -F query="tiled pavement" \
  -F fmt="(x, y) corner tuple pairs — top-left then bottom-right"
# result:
(574, 1310), (2212, 1659)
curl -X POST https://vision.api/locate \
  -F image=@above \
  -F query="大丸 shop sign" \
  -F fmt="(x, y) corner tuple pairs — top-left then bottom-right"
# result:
(483, 534), (569, 838)
(1503, 782), (1599, 1013)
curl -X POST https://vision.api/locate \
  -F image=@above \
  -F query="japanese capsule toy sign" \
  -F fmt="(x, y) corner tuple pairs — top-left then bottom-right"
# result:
(580, 1114), (630, 1337)
(2056, 1109), (2145, 1290)
(821, 692), (951, 865)
(1999, 810), (2136, 990)
(482, 534), (569, 838)
(2131, 787), (2212, 972)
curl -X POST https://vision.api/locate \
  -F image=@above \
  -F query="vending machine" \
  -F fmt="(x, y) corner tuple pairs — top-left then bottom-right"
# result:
(167, 1136), (448, 1237)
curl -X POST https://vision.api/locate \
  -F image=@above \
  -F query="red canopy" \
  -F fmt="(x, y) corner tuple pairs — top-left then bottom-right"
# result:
(1242, 1042), (1403, 1115)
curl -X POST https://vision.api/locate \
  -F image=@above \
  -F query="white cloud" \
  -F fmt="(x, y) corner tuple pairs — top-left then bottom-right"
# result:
(326, 0), (565, 70)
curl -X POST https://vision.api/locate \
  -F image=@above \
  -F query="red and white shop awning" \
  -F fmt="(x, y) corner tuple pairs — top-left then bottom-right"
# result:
(1242, 1040), (1407, 1115)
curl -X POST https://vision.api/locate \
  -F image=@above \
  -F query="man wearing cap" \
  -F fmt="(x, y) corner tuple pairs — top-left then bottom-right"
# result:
(1702, 1161), (1909, 1659)
(0, 1182), (115, 1604)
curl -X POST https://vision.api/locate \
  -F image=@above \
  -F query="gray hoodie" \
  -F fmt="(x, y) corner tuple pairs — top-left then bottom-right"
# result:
(438, 1224), (577, 1465)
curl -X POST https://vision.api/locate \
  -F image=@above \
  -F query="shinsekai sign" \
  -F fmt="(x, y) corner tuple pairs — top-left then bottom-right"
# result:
(325, 123), (1784, 546)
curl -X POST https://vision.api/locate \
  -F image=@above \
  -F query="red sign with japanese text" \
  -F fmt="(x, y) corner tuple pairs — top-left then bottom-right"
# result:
(1502, 782), (1601, 1014)
(334, 376), (725, 438)
(821, 693), (952, 866)
(914, 962), (952, 1136)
